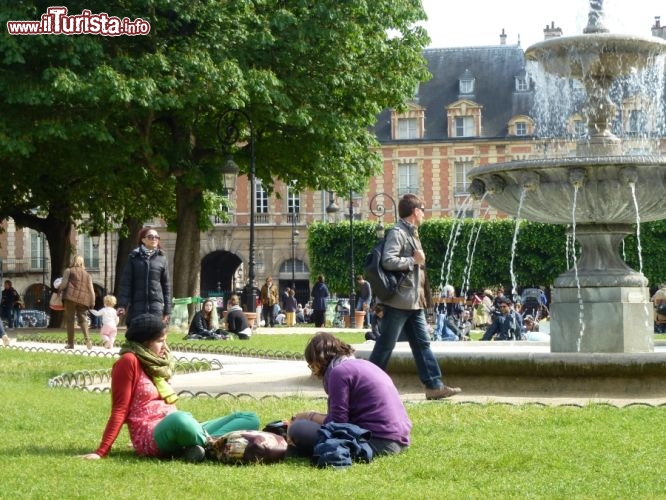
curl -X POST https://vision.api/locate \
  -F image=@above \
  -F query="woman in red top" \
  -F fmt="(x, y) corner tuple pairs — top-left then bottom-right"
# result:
(79, 313), (259, 462)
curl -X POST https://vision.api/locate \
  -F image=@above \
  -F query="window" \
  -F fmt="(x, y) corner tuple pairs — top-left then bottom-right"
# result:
(30, 231), (46, 270)
(573, 119), (586, 136)
(454, 161), (474, 195)
(398, 163), (419, 195)
(256, 182), (268, 213)
(515, 122), (527, 136)
(83, 235), (99, 270)
(515, 77), (528, 92)
(460, 79), (474, 94)
(288, 189), (300, 223)
(455, 116), (474, 137)
(397, 118), (418, 139)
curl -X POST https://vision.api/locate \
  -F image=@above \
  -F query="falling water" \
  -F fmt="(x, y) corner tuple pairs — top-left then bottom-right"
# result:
(440, 195), (473, 290)
(508, 189), (526, 302)
(621, 240), (626, 262)
(460, 192), (489, 299)
(628, 183), (644, 274)
(565, 231), (574, 269)
(571, 186), (585, 351)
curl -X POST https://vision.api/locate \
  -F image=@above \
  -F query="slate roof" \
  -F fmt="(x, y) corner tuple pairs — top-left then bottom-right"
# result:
(374, 44), (533, 142)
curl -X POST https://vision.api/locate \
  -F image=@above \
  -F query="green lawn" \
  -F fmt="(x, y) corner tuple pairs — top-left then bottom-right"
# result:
(3, 341), (666, 499)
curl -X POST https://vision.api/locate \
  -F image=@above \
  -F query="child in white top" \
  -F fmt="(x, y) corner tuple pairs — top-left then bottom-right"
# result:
(89, 295), (120, 349)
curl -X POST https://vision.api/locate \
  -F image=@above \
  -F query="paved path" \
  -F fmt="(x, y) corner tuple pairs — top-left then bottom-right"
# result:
(5, 328), (666, 407)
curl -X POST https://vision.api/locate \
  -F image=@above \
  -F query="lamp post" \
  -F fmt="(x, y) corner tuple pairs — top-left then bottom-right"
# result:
(369, 192), (398, 239)
(291, 212), (299, 290)
(349, 188), (356, 329)
(218, 109), (256, 313)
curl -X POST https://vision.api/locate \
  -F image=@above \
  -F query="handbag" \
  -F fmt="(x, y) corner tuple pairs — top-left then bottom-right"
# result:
(49, 292), (64, 311)
(207, 430), (288, 464)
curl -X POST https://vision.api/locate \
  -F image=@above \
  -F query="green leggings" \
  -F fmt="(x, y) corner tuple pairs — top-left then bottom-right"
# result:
(153, 410), (260, 456)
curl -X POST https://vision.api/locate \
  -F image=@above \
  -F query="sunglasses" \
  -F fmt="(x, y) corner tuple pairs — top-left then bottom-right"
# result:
(145, 234), (160, 240)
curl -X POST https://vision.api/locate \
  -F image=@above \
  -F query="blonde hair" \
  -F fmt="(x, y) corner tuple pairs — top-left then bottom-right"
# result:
(70, 255), (85, 268)
(103, 295), (117, 307)
(228, 294), (240, 307)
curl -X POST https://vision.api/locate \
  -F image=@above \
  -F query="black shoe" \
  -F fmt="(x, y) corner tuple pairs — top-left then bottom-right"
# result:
(182, 445), (206, 463)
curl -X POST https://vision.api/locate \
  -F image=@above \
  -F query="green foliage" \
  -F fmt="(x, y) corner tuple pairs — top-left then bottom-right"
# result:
(307, 220), (380, 295)
(311, 217), (666, 297)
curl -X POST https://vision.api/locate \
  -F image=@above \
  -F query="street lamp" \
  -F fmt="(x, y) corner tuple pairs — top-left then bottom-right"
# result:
(218, 108), (256, 313)
(291, 214), (299, 290)
(349, 188), (356, 329)
(369, 192), (398, 239)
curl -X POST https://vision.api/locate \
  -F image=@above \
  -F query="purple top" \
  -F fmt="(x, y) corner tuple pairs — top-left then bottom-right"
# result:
(324, 358), (412, 446)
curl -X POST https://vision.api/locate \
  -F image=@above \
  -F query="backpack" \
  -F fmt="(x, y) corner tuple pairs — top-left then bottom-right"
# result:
(363, 230), (407, 302)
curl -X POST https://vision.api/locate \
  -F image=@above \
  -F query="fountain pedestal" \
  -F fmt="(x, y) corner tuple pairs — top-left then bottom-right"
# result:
(551, 286), (653, 353)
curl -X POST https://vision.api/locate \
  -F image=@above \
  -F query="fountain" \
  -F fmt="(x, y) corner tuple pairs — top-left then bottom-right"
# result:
(467, 2), (666, 354)
(354, 2), (666, 398)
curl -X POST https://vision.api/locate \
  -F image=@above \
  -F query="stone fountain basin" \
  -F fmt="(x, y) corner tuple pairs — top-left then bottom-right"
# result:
(526, 33), (666, 79)
(355, 342), (666, 398)
(467, 156), (666, 224)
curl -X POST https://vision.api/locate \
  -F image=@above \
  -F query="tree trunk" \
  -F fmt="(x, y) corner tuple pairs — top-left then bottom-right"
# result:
(113, 218), (143, 296)
(172, 183), (202, 302)
(9, 210), (75, 328)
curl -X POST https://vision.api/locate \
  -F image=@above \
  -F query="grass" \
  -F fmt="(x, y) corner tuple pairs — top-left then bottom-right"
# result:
(4, 334), (666, 498)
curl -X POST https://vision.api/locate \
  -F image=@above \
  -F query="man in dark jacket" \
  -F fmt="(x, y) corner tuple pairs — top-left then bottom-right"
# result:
(117, 228), (172, 327)
(481, 297), (524, 341)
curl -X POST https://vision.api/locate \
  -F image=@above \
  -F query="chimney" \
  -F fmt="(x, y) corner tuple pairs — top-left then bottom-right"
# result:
(500, 28), (507, 45)
(543, 21), (563, 40)
(653, 16), (666, 40)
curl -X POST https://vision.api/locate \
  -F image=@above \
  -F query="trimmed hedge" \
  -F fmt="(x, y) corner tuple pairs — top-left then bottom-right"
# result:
(307, 218), (666, 296)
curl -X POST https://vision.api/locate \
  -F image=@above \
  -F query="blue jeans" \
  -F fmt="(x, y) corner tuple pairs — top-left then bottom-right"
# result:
(368, 305), (443, 390)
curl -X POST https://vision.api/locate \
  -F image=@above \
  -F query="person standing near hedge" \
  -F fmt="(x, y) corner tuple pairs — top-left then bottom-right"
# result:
(117, 227), (171, 328)
(59, 255), (95, 350)
(368, 193), (461, 400)
(310, 275), (329, 328)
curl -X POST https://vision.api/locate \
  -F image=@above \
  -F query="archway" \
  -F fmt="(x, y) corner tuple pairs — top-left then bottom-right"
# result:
(200, 250), (243, 301)
(278, 258), (310, 307)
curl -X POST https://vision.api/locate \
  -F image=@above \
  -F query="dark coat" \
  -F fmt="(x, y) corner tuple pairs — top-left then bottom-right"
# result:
(311, 282), (329, 311)
(118, 246), (171, 325)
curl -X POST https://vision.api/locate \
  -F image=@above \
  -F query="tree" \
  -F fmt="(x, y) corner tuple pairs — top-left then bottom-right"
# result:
(0, 0), (430, 304)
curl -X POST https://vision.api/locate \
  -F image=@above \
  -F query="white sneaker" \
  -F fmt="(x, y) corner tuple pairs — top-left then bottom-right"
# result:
(2, 335), (9, 347)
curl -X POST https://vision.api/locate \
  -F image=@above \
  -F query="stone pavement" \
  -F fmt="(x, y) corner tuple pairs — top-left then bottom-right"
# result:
(5, 327), (666, 407)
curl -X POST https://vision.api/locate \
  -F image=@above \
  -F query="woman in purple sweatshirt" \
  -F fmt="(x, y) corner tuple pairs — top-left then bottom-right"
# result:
(288, 332), (411, 456)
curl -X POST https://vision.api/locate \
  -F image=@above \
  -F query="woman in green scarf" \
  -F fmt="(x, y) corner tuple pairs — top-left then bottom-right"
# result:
(79, 313), (259, 462)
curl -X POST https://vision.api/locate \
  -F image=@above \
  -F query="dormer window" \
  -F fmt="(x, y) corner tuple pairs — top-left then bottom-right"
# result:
(507, 115), (535, 136)
(515, 76), (528, 92)
(458, 69), (475, 95)
(390, 104), (425, 140)
(447, 99), (482, 138)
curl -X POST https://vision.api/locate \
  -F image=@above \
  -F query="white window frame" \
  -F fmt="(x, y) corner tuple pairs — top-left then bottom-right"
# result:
(515, 122), (527, 136)
(397, 118), (418, 139)
(454, 161), (474, 195)
(256, 182), (269, 214)
(455, 116), (474, 137)
(460, 79), (474, 94)
(398, 163), (419, 196)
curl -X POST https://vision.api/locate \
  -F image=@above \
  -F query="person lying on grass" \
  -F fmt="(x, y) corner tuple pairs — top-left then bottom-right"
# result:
(79, 313), (259, 462)
(288, 332), (411, 457)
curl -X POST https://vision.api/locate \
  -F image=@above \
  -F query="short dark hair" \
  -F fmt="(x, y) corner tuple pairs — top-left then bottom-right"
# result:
(398, 193), (423, 218)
